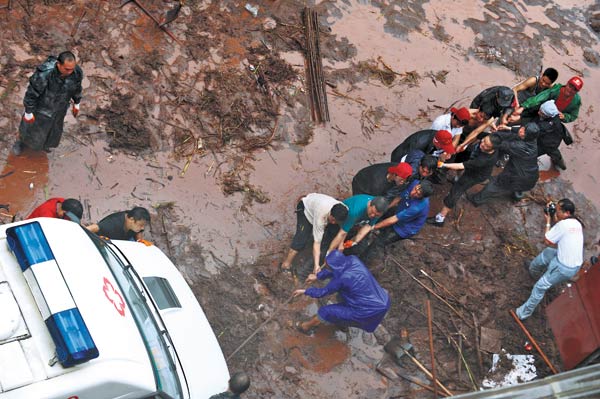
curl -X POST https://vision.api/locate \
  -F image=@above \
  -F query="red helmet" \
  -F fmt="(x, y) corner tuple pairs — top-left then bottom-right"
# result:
(567, 76), (583, 91)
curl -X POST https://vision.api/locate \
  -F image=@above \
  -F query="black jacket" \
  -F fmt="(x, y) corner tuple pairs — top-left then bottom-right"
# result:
(536, 115), (564, 152)
(470, 86), (514, 119)
(19, 56), (83, 150)
(352, 162), (396, 196)
(23, 56), (83, 115)
(390, 129), (436, 162)
(494, 131), (538, 191)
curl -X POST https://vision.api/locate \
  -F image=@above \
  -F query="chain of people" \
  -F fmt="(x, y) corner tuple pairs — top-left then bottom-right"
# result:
(12, 51), (586, 347)
(282, 68), (586, 336)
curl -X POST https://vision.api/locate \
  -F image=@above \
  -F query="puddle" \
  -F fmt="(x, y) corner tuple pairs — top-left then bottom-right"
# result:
(0, 150), (48, 219)
(284, 325), (350, 373)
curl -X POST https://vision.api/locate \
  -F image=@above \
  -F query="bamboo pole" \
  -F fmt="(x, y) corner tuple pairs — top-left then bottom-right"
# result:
(509, 310), (559, 374)
(426, 299), (439, 399)
(396, 344), (454, 397)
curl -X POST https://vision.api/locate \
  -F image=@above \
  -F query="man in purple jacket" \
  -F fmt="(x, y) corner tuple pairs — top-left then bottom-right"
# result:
(292, 250), (390, 334)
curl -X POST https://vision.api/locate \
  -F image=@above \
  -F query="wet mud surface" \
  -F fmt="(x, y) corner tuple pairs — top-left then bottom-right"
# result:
(1, 0), (600, 398)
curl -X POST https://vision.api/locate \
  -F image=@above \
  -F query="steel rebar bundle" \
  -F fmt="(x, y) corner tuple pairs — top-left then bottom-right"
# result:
(303, 7), (329, 123)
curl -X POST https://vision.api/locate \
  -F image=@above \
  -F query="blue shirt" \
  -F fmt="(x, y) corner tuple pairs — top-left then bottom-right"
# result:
(392, 182), (429, 238)
(341, 194), (377, 232)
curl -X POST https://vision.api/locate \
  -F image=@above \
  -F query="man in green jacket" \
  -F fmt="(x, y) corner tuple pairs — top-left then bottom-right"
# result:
(513, 76), (583, 124)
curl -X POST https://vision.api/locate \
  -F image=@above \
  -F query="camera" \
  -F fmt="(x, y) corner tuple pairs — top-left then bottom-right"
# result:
(544, 202), (557, 216)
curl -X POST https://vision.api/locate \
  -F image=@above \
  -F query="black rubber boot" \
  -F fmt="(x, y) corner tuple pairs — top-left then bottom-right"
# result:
(553, 157), (567, 170)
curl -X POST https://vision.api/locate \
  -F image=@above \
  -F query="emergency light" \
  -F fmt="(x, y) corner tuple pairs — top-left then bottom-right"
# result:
(6, 222), (99, 367)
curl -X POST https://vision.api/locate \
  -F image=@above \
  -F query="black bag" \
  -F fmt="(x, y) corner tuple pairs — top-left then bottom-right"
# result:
(561, 123), (573, 145)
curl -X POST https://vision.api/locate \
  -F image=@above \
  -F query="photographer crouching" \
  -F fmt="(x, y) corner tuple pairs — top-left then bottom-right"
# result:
(516, 198), (584, 320)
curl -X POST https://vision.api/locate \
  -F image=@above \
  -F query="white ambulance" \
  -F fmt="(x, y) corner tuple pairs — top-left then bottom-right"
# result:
(0, 218), (230, 398)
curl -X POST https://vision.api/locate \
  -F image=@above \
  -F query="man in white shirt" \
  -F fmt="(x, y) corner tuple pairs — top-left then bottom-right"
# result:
(280, 193), (348, 275)
(431, 107), (471, 148)
(516, 198), (584, 320)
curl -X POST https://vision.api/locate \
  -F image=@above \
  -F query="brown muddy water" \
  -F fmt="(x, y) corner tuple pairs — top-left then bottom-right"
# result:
(1, 0), (599, 398)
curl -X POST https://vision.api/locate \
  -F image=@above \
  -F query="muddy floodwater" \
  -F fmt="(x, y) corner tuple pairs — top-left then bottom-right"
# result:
(1, 0), (599, 398)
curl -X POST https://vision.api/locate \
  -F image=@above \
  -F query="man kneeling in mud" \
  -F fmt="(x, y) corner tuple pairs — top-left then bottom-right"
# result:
(292, 250), (390, 335)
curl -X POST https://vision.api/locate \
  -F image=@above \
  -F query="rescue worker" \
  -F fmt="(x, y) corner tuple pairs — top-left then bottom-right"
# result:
(365, 180), (433, 248)
(351, 162), (413, 199)
(13, 51), (83, 155)
(324, 195), (388, 255)
(516, 199), (584, 320)
(534, 100), (569, 170)
(293, 250), (390, 335)
(27, 197), (83, 224)
(469, 86), (515, 127)
(512, 67), (559, 106)
(468, 123), (540, 206)
(86, 206), (151, 241)
(455, 109), (498, 154)
(514, 76), (583, 124)
(430, 106), (471, 148)
(280, 193), (348, 275)
(427, 133), (500, 227)
(390, 129), (456, 163)
(406, 154), (437, 181)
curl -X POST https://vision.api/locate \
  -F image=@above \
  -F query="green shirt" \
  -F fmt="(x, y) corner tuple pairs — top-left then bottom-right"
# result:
(341, 194), (378, 232)
(521, 83), (581, 123)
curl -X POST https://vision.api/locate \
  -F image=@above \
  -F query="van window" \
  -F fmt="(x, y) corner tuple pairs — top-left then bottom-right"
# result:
(85, 231), (183, 399)
(143, 277), (181, 310)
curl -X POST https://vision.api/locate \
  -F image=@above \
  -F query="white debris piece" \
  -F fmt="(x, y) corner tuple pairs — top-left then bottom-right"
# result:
(482, 350), (537, 389)
(245, 4), (258, 17)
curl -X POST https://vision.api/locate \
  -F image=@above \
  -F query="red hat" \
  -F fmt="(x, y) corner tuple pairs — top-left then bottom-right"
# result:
(432, 130), (456, 154)
(387, 162), (413, 178)
(451, 107), (471, 123)
(567, 76), (583, 91)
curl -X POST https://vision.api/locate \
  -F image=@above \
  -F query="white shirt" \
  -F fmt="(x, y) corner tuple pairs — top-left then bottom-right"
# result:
(302, 193), (341, 243)
(546, 218), (584, 267)
(431, 113), (463, 138)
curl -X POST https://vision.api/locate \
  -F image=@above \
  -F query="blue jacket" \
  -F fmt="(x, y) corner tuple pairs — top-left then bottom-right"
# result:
(305, 251), (390, 332)
(392, 182), (429, 238)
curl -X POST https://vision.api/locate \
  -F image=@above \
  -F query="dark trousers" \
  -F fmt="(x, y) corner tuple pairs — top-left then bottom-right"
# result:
(320, 223), (341, 262)
(443, 175), (482, 208)
(361, 227), (402, 261)
(290, 201), (312, 251)
(469, 177), (514, 206)
(320, 223), (369, 262)
(537, 143), (563, 163)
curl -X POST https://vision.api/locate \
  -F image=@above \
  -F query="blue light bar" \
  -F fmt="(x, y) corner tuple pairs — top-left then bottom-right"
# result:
(6, 222), (99, 367)
(45, 309), (99, 367)
(6, 222), (53, 271)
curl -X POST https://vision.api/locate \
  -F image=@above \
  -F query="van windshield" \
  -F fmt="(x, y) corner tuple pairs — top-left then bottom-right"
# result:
(86, 231), (183, 399)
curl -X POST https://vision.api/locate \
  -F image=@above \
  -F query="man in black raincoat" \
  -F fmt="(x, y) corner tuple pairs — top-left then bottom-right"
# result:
(13, 51), (83, 155)
(468, 122), (540, 206)
(390, 129), (455, 163)
(470, 85), (515, 123)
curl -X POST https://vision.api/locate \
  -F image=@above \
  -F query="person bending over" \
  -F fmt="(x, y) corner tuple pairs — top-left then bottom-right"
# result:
(87, 206), (150, 241)
(293, 250), (390, 335)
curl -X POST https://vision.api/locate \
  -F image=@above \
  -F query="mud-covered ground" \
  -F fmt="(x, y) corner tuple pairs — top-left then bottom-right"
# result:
(1, 1), (600, 398)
